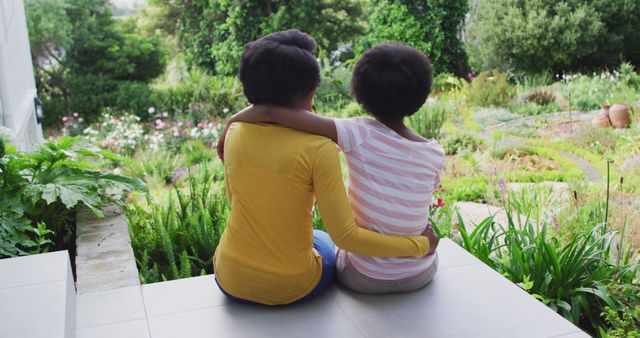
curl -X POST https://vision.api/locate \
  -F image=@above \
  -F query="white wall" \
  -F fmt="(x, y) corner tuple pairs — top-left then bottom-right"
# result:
(0, 0), (44, 151)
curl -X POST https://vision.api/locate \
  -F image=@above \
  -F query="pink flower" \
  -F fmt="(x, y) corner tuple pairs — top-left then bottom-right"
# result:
(62, 116), (68, 122)
(181, 129), (189, 136)
(186, 121), (193, 128)
(223, 108), (229, 114)
(73, 112), (79, 118)
(177, 122), (184, 128)
(197, 122), (204, 129)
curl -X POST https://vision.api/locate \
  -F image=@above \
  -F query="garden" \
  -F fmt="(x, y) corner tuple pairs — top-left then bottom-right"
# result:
(1, 0), (639, 337)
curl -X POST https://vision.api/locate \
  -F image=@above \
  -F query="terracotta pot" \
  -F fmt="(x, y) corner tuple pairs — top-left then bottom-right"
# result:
(609, 104), (631, 128)
(591, 104), (611, 128)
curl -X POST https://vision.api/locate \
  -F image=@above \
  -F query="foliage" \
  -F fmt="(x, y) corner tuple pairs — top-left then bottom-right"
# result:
(114, 82), (157, 120)
(525, 89), (556, 106)
(463, 71), (515, 108)
(442, 134), (482, 155)
(26, 0), (167, 125)
(600, 281), (640, 337)
(448, 187), (639, 335)
(127, 168), (227, 283)
(358, 0), (469, 76)
(121, 147), (185, 189)
(557, 71), (640, 111)
(407, 105), (446, 140)
(181, 141), (213, 167)
(173, 0), (364, 75)
(473, 107), (519, 127)
(314, 56), (354, 114)
(152, 71), (246, 118)
(0, 137), (145, 258)
(465, 0), (640, 73)
(441, 176), (489, 203)
(83, 114), (145, 155)
(432, 73), (467, 95)
(508, 101), (562, 116)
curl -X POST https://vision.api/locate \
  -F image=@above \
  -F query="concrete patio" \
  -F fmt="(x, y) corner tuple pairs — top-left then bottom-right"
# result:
(1, 239), (590, 338)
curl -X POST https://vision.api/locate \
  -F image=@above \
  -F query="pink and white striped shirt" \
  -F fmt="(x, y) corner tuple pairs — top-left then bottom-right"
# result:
(334, 117), (445, 280)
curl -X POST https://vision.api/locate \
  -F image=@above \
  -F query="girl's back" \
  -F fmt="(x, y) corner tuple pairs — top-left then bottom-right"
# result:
(335, 117), (445, 280)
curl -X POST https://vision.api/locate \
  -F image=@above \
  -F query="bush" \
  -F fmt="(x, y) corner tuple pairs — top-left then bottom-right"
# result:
(175, 0), (364, 75)
(442, 134), (482, 155)
(441, 176), (489, 203)
(153, 72), (246, 118)
(358, 0), (469, 75)
(473, 107), (519, 127)
(127, 168), (227, 283)
(558, 71), (639, 111)
(450, 189), (639, 335)
(465, 0), (640, 73)
(114, 82), (157, 120)
(0, 137), (145, 258)
(463, 71), (515, 107)
(407, 105), (446, 140)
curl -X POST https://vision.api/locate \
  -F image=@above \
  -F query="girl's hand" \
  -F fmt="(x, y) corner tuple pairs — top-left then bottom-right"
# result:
(422, 225), (440, 255)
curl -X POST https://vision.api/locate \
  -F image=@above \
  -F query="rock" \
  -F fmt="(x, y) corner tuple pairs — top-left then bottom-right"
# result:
(454, 202), (531, 232)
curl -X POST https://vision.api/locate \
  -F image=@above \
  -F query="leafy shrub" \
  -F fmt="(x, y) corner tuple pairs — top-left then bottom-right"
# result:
(525, 89), (556, 106)
(407, 105), (446, 140)
(449, 190), (639, 335)
(556, 72), (638, 111)
(181, 140), (212, 166)
(358, 0), (469, 75)
(114, 82), (157, 120)
(465, 0), (640, 73)
(0, 137), (145, 258)
(463, 71), (515, 107)
(314, 57), (354, 114)
(473, 107), (519, 127)
(121, 147), (185, 188)
(153, 72), (245, 118)
(601, 281), (640, 337)
(508, 102), (562, 116)
(127, 168), (227, 283)
(442, 134), (481, 155)
(441, 176), (489, 203)
(619, 62), (640, 90)
(432, 73), (466, 95)
(173, 0), (364, 75)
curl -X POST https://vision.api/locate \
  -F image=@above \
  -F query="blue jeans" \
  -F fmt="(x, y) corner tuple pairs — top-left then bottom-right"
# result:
(216, 230), (336, 306)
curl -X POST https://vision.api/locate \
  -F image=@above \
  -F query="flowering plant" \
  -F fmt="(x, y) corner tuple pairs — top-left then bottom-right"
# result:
(83, 114), (145, 155)
(60, 112), (86, 136)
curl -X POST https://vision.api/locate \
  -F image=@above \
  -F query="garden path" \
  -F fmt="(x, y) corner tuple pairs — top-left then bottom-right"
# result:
(560, 151), (602, 181)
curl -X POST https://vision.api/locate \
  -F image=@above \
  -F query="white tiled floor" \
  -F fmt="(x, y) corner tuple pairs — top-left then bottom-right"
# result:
(0, 251), (75, 338)
(75, 239), (591, 338)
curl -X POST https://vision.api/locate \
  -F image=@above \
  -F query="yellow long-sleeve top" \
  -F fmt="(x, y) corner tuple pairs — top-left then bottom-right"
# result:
(213, 123), (429, 305)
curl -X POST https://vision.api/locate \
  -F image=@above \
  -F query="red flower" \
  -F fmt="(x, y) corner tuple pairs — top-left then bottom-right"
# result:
(431, 198), (445, 209)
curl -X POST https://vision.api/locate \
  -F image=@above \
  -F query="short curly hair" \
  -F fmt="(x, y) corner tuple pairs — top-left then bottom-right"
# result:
(239, 29), (320, 106)
(351, 43), (433, 119)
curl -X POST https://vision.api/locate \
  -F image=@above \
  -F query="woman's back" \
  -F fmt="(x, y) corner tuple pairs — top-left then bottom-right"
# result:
(214, 122), (330, 305)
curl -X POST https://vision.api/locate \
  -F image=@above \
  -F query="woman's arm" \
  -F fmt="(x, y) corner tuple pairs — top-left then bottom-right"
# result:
(217, 105), (337, 162)
(233, 105), (338, 142)
(311, 140), (432, 257)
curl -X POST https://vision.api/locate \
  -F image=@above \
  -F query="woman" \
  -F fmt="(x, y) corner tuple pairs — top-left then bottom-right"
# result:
(213, 30), (437, 306)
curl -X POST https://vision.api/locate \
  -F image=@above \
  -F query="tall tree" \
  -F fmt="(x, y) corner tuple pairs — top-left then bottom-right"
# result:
(171, 0), (365, 75)
(357, 0), (470, 76)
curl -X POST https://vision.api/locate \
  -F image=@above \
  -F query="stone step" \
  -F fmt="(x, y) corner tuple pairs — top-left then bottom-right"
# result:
(75, 205), (140, 294)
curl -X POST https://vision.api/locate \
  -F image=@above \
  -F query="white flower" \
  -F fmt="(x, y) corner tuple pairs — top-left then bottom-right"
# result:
(148, 107), (156, 114)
